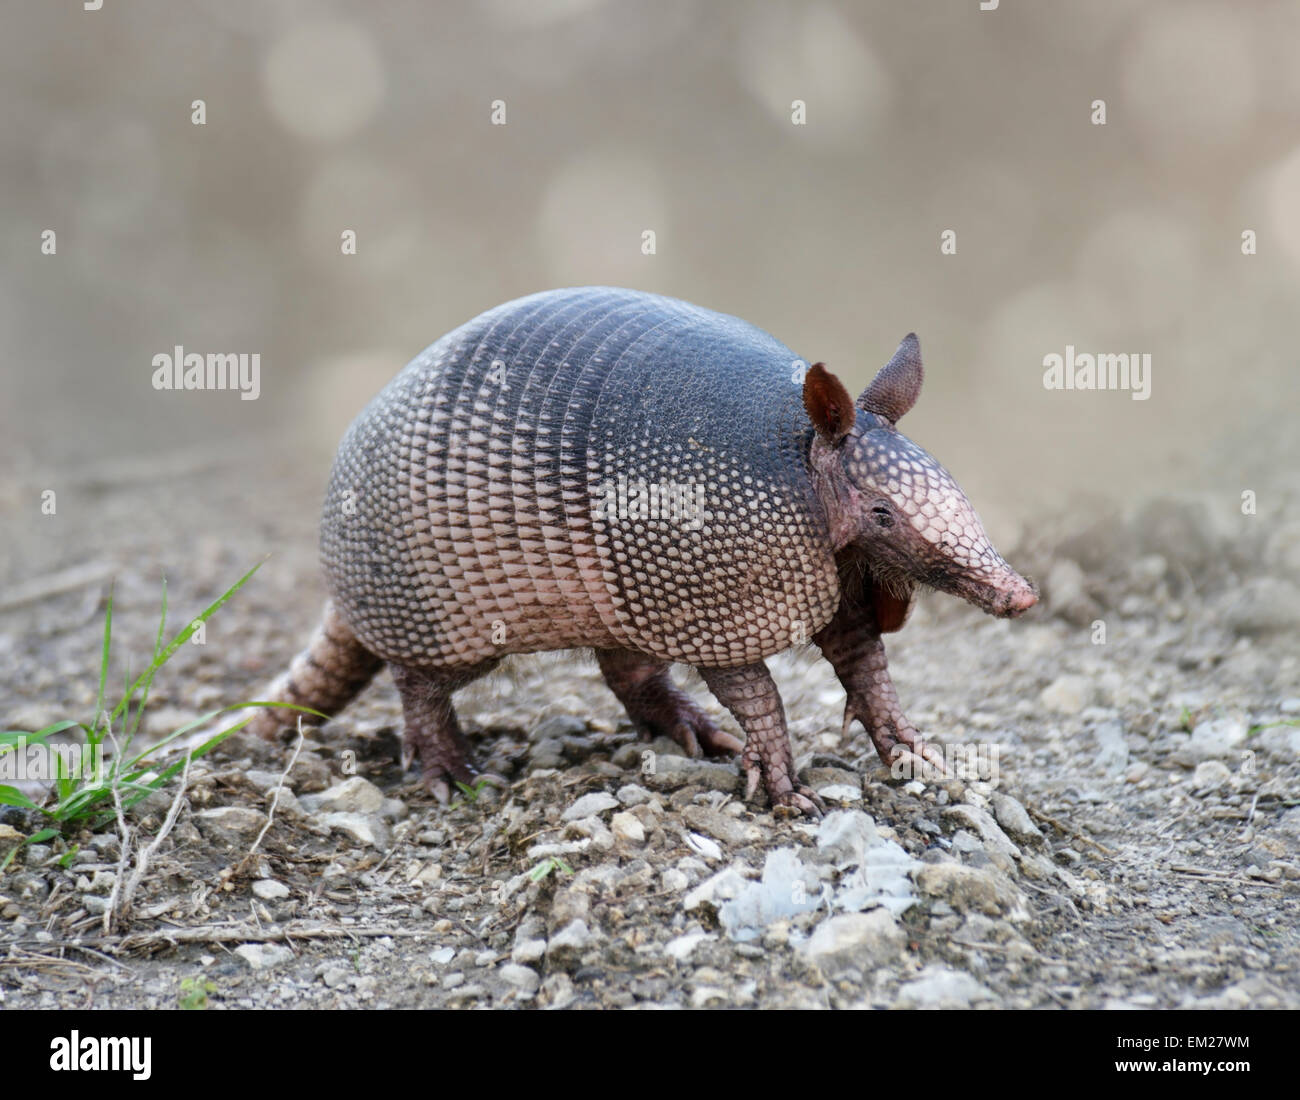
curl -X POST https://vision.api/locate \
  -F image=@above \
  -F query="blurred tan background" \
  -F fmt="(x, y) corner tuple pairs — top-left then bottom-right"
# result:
(3, 0), (1299, 567)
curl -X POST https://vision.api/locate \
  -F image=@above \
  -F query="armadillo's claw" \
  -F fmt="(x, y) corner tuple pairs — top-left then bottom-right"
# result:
(669, 722), (700, 758)
(885, 746), (947, 784)
(773, 786), (825, 820)
(739, 755), (824, 820)
(631, 695), (741, 758)
(842, 692), (946, 781)
(598, 651), (743, 760)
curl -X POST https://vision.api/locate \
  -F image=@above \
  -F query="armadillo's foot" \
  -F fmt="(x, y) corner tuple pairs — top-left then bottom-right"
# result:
(596, 648), (743, 758)
(844, 695), (948, 781)
(699, 663), (824, 820)
(391, 661), (503, 803)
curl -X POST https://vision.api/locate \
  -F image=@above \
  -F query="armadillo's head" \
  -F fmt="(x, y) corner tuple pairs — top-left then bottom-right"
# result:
(803, 334), (1037, 627)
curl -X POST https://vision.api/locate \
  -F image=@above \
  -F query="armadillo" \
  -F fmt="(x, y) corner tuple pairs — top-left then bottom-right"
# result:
(250, 287), (1037, 816)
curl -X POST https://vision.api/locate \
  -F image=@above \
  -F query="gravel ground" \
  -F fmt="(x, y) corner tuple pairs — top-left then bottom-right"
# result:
(2, 447), (1298, 1010)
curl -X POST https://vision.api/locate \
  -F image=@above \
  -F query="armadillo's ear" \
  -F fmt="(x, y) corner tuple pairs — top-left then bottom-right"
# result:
(857, 333), (923, 422)
(803, 362), (856, 445)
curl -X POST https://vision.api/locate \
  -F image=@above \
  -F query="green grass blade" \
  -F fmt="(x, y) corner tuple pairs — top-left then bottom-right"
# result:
(94, 585), (114, 728)
(0, 720), (83, 755)
(1247, 719), (1300, 738)
(121, 700), (324, 771)
(109, 718), (250, 821)
(55, 747), (73, 803)
(154, 575), (168, 658)
(0, 785), (39, 809)
(107, 561), (263, 728)
(125, 576), (170, 740)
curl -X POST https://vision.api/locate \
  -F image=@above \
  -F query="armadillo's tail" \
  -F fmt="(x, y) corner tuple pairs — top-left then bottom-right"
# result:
(245, 601), (384, 741)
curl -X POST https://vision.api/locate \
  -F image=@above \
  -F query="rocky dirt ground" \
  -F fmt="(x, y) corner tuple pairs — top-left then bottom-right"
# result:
(1, 448), (1298, 1010)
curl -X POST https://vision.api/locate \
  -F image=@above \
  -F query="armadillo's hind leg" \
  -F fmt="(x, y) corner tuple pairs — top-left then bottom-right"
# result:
(595, 649), (743, 758)
(390, 661), (506, 805)
(697, 663), (823, 819)
(247, 602), (383, 741)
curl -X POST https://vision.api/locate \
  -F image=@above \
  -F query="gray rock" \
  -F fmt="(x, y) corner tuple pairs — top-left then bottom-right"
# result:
(681, 805), (759, 847)
(941, 803), (1020, 865)
(567, 816), (615, 851)
(21, 844), (52, 868)
(642, 754), (741, 793)
(1040, 675), (1091, 715)
(664, 931), (714, 961)
(683, 864), (753, 913)
(1255, 723), (1300, 762)
(799, 910), (905, 976)
(816, 783), (863, 803)
(252, 879), (290, 900)
(529, 715), (589, 743)
(896, 965), (998, 1008)
(1092, 720), (1130, 777)
(1222, 577), (1300, 636)
(233, 944), (294, 970)
(264, 787), (304, 818)
(684, 832), (723, 861)
(320, 966), (350, 988)
(989, 793), (1043, 845)
(195, 806), (268, 846)
(562, 791), (619, 821)
(610, 812), (645, 846)
(813, 810), (920, 916)
(1171, 717), (1249, 766)
(86, 870), (116, 895)
(498, 963), (540, 993)
(616, 783), (653, 806)
(546, 919), (593, 967)
(528, 739), (566, 769)
(512, 937), (547, 965)
(312, 776), (385, 815)
(691, 985), (730, 1008)
(914, 862), (1030, 921)
(379, 797), (408, 822)
(718, 848), (824, 941)
(244, 769), (291, 793)
(320, 812), (391, 849)
(539, 973), (576, 1009)
(660, 868), (690, 893)
(1191, 760), (1232, 792)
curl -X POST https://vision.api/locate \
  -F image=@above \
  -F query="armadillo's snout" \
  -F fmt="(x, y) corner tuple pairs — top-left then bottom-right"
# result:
(991, 573), (1038, 618)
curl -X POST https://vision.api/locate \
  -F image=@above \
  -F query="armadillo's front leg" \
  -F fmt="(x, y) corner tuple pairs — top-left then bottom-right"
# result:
(390, 662), (505, 805)
(596, 648), (743, 758)
(698, 664), (824, 818)
(813, 601), (946, 778)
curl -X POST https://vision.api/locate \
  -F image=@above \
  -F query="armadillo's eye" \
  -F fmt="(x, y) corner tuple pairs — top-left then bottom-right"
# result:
(871, 502), (894, 528)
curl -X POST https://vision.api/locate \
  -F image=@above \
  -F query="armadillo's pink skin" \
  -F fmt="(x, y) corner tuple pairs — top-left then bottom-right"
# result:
(321, 287), (840, 671)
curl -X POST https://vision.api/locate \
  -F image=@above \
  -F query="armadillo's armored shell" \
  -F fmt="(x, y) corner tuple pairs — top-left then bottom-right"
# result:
(320, 287), (840, 670)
